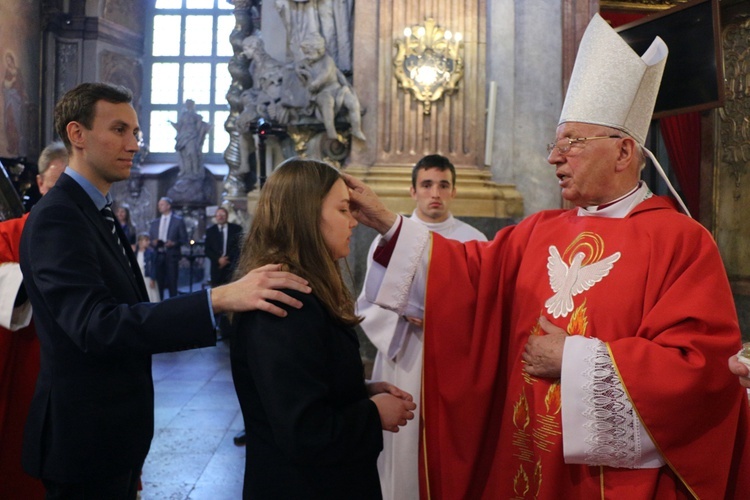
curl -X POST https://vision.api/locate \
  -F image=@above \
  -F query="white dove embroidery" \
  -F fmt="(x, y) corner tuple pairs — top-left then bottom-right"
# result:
(544, 246), (621, 318)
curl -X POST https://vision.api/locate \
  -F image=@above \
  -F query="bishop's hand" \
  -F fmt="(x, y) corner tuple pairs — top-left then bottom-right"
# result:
(522, 316), (567, 378)
(342, 173), (397, 234)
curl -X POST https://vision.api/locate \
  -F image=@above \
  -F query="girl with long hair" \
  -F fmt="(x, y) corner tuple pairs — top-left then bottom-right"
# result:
(230, 158), (415, 499)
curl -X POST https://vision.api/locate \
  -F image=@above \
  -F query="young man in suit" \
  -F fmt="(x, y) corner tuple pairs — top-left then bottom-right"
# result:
(19, 82), (310, 499)
(148, 196), (188, 299)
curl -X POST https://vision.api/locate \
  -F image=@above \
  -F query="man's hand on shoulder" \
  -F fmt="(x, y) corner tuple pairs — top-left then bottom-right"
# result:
(210, 263), (311, 317)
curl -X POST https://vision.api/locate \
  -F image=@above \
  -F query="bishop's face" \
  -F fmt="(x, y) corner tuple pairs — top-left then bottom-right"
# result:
(547, 122), (624, 207)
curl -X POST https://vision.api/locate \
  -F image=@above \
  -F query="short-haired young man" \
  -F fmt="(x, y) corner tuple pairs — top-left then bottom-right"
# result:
(356, 154), (487, 499)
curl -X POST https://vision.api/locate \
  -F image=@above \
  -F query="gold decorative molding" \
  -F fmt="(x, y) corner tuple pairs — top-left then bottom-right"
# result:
(345, 166), (524, 219)
(718, 19), (750, 201)
(351, 1), (487, 171)
(715, 16), (750, 280)
(392, 18), (464, 115)
(600, 0), (690, 11)
(286, 126), (351, 168)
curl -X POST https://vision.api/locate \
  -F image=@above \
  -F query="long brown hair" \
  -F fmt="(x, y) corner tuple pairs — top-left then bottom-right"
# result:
(234, 158), (361, 326)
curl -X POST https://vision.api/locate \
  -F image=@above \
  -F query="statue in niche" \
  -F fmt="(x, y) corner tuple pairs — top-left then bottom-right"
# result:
(171, 99), (211, 178)
(317, 0), (354, 75)
(275, 0), (320, 65)
(296, 32), (364, 141)
(275, 0), (354, 74)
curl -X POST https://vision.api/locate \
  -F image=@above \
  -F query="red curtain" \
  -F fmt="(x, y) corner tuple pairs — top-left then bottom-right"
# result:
(659, 112), (701, 219)
(602, 11), (646, 28)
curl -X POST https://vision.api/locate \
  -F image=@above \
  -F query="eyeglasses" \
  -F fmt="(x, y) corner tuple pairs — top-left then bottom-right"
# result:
(546, 135), (622, 155)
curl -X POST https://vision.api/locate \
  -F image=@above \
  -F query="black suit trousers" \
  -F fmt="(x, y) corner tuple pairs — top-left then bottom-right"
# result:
(43, 467), (140, 500)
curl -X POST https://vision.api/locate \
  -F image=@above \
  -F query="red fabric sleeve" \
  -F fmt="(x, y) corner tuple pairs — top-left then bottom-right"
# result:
(372, 217), (402, 267)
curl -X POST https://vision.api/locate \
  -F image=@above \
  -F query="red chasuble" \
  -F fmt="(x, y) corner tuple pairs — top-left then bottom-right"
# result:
(420, 196), (750, 499)
(0, 214), (45, 498)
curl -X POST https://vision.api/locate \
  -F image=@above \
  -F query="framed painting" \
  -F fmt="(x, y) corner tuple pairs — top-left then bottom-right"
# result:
(0, 1), (40, 159)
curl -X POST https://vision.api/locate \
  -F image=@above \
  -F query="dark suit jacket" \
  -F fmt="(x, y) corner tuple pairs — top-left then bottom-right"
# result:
(204, 222), (243, 285)
(148, 212), (188, 261)
(19, 174), (216, 482)
(230, 290), (383, 499)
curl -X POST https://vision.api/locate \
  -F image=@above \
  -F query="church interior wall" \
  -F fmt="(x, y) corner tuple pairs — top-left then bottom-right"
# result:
(487, 0), (563, 216)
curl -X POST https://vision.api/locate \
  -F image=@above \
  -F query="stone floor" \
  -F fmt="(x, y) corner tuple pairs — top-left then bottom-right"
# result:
(141, 341), (245, 500)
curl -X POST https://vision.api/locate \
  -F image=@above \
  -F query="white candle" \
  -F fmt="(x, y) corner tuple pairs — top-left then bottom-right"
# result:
(484, 81), (497, 167)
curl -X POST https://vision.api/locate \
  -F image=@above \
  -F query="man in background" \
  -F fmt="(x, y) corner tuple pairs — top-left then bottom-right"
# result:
(356, 154), (486, 499)
(204, 206), (242, 288)
(204, 206), (243, 338)
(0, 141), (67, 499)
(149, 196), (187, 299)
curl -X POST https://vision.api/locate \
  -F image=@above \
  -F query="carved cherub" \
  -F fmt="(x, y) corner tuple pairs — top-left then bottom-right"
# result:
(295, 32), (365, 141)
(237, 35), (292, 129)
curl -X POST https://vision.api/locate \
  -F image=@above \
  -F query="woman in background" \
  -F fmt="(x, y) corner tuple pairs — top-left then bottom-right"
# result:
(230, 158), (415, 499)
(134, 233), (160, 303)
(116, 205), (136, 249)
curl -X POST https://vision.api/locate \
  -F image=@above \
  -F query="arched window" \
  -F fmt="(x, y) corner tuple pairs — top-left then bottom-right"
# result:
(143, 0), (234, 164)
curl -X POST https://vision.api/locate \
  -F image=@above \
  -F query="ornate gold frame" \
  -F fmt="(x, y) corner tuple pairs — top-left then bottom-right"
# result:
(392, 18), (464, 114)
(600, 0), (690, 12)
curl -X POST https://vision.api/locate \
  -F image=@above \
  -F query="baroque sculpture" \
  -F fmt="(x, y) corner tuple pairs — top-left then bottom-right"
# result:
(171, 99), (211, 177)
(235, 0), (364, 147)
(166, 99), (214, 205)
(275, 0), (354, 74)
(296, 32), (364, 141)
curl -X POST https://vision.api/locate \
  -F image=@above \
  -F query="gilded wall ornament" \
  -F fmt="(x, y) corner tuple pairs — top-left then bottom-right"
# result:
(393, 18), (464, 114)
(600, 0), (689, 11)
(719, 19), (750, 198)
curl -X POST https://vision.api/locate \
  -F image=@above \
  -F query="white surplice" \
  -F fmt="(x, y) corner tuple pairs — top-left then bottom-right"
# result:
(0, 263), (31, 331)
(356, 211), (486, 500)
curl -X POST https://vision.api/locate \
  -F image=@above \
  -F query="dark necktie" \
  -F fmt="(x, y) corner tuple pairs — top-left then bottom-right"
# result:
(101, 204), (131, 267)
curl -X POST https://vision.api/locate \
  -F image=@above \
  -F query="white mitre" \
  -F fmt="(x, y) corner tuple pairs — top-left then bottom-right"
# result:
(559, 13), (668, 146)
